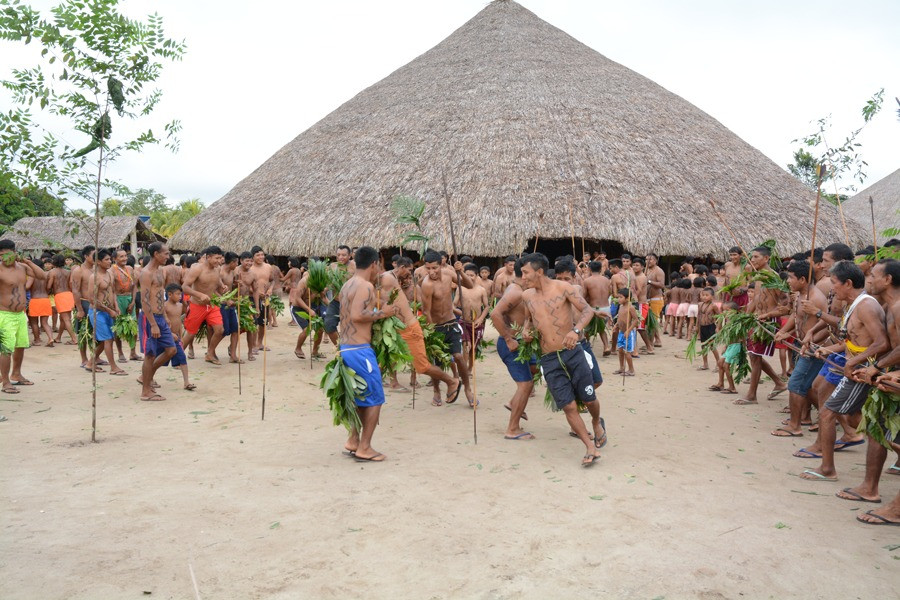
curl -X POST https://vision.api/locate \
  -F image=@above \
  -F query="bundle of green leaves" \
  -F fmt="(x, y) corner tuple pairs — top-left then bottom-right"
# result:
(112, 313), (138, 347)
(584, 314), (606, 340)
(419, 316), (451, 369)
(859, 388), (900, 450)
(306, 260), (330, 295)
(321, 354), (365, 432)
(268, 294), (285, 317)
(371, 315), (412, 378)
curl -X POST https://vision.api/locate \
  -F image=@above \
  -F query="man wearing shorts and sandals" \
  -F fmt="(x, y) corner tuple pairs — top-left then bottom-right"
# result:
(520, 253), (603, 467)
(138, 243), (177, 401)
(800, 261), (888, 482)
(0, 240), (46, 394)
(181, 246), (226, 365)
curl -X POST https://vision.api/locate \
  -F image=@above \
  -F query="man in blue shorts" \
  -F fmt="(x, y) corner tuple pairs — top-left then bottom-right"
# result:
(336, 246), (399, 463)
(137, 242), (177, 401)
(490, 258), (537, 440)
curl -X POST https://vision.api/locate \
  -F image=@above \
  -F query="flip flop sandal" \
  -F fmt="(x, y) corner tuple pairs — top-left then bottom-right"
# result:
(856, 510), (900, 526)
(836, 488), (881, 503)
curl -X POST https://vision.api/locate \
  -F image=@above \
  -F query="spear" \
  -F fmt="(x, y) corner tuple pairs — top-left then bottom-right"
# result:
(533, 213), (544, 253)
(308, 286), (313, 370)
(470, 310), (478, 445)
(806, 165), (825, 300)
(236, 274), (242, 395)
(869, 196), (878, 258)
(261, 298), (268, 420)
(580, 216), (586, 260)
(567, 198), (576, 257)
(441, 169), (476, 444)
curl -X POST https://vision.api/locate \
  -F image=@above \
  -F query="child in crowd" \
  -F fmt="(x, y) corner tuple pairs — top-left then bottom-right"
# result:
(613, 288), (638, 377)
(164, 283), (196, 391)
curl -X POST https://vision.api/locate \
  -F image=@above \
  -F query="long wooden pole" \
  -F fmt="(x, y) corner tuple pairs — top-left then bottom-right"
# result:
(236, 274), (242, 395)
(308, 287), (313, 370)
(532, 213), (544, 254)
(261, 299), (267, 420)
(442, 169), (476, 444)
(471, 312), (478, 445)
(869, 196), (878, 257)
(807, 165), (824, 300)
(567, 199), (576, 257)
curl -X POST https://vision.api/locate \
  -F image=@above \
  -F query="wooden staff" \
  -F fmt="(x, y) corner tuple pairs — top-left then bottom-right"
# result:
(471, 310), (478, 445)
(442, 169), (476, 444)
(533, 213), (544, 253)
(236, 277), (242, 395)
(807, 165), (825, 300)
(308, 287), (313, 370)
(567, 198), (576, 257)
(869, 196), (878, 257)
(580, 217), (586, 260)
(261, 298), (268, 420)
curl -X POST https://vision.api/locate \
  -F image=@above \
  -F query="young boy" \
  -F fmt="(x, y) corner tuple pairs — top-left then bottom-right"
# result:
(460, 264), (490, 372)
(686, 277), (705, 340)
(709, 301), (740, 394)
(696, 287), (722, 371)
(613, 288), (638, 376)
(164, 283), (196, 391)
(675, 278), (692, 338)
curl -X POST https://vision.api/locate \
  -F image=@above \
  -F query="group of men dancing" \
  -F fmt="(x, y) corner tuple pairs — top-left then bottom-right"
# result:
(2, 237), (899, 524)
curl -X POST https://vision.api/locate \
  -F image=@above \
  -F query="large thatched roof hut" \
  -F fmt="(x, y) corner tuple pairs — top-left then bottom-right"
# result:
(0, 216), (163, 255)
(172, 0), (865, 257)
(843, 168), (899, 246)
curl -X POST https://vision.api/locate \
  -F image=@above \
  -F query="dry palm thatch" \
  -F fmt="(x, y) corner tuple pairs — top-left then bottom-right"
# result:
(0, 216), (162, 253)
(171, 0), (866, 257)
(843, 168), (900, 245)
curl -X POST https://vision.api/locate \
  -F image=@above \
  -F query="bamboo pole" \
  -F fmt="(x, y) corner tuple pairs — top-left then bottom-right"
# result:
(533, 213), (544, 253)
(308, 287), (313, 370)
(261, 299), (268, 420)
(806, 166), (824, 300)
(236, 274), (242, 395)
(567, 199), (576, 257)
(471, 310), (478, 445)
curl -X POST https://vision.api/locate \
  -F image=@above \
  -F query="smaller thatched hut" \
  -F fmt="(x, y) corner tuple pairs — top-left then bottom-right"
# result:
(843, 168), (899, 246)
(0, 216), (164, 256)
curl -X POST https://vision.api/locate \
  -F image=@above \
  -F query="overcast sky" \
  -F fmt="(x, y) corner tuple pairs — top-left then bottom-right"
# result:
(5, 0), (899, 210)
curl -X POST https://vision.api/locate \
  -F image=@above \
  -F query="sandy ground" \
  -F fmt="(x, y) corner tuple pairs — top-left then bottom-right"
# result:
(1, 316), (898, 600)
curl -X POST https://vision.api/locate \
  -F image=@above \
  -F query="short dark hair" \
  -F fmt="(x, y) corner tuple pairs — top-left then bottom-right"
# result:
(165, 283), (183, 294)
(439, 251), (449, 258)
(0, 239), (15, 251)
(354, 246), (379, 270)
(504, 255), (516, 264)
(391, 254), (401, 264)
(786, 260), (811, 282)
(694, 265), (708, 275)
(460, 255), (473, 264)
(184, 255), (198, 268)
(396, 256), (413, 267)
(81, 245), (95, 259)
(678, 279), (692, 289)
(608, 259), (622, 268)
(513, 258), (524, 278)
(464, 263), (478, 273)
(705, 275), (718, 286)
(147, 242), (164, 258)
(877, 259), (900, 288)
(225, 252), (239, 264)
(728, 246), (742, 255)
(632, 258), (644, 266)
(856, 245), (875, 257)
(556, 260), (576, 275)
(265, 254), (276, 264)
(823, 243), (854, 262)
(621, 253), (632, 261)
(96, 249), (111, 261)
(337, 245), (351, 254)
(240, 251), (252, 260)
(589, 261), (602, 273)
(288, 256), (300, 269)
(647, 253), (658, 260)
(692, 277), (705, 288)
(51, 253), (66, 267)
(616, 288), (630, 298)
(752, 246), (771, 257)
(205, 245), (223, 257)
(702, 287), (715, 295)
(830, 260), (865, 289)
(423, 250), (441, 264)
(479, 265), (490, 272)
(251, 245), (264, 255)
(522, 252), (549, 275)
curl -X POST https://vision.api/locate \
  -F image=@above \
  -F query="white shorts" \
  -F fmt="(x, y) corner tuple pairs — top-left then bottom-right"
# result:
(687, 304), (699, 318)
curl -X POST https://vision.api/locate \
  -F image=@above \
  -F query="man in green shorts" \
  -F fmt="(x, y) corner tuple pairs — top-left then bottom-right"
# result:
(0, 240), (47, 394)
(112, 248), (140, 362)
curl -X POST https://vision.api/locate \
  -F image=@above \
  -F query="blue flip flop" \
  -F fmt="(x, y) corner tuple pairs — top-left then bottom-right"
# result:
(793, 448), (822, 459)
(834, 439), (865, 451)
(504, 432), (535, 440)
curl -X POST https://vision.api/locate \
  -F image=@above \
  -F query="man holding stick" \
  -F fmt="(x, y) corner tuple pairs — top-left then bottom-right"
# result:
(138, 243), (177, 402)
(339, 246), (399, 463)
(71, 245), (96, 370)
(520, 253), (603, 467)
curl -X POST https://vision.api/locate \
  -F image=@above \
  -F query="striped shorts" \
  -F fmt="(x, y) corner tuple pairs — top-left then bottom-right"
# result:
(823, 376), (870, 415)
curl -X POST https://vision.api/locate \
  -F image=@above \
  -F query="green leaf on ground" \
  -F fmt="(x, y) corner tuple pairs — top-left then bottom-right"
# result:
(269, 521), (280, 529)
(775, 522), (790, 529)
(589, 495), (605, 501)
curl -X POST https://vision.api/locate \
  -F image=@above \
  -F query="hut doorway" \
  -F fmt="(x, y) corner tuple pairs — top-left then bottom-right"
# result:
(525, 237), (626, 264)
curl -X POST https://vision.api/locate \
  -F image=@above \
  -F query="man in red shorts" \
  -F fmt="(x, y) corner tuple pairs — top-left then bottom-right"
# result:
(181, 246), (226, 365)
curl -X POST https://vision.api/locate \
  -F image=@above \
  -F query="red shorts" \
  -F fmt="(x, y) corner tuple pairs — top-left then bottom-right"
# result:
(637, 303), (649, 330)
(461, 322), (485, 346)
(184, 302), (223, 335)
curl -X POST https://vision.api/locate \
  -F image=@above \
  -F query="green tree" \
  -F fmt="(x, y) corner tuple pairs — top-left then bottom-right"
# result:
(0, 0), (185, 442)
(0, 170), (65, 231)
(786, 149), (847, 205)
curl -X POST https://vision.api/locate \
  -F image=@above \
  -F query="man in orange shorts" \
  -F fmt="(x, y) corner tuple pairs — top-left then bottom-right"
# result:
(379, 257), (460, 401)
(181, 246), (226, 365)
(46, 254), (77, 345)
(27, 258), (54, 346)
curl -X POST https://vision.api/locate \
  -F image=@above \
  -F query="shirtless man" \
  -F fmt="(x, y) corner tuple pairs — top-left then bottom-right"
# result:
(771, 261), (828, 437)
(477, 266), (492, 295)
(800, 260), (888, 481)
(583, 261), (612, 355)
(181, 246), (226, 365)
(323, 245), (354, 349)
(519, 253), (602, 466)
(111, 249), (140, 362)
(0, 240), (46, 393)
(421, 250), (475, 406)
(338, 246), (399, 463)
(266, 254), (281, 327)
(47, 254), (77, 345)
(248, 246), (275, 354)
(281, 257), (303, 294)
(459, 264), (490, 373)
(379, 257), (460, 399)
(836, 259), (900, 503)
(491, 258), (536, 440)
(138, 243), (178, 401)
(734, 246), (789, 405)
(646, 253), (666, 347)
(632, 259), (655, 355)
(219, 252), (243, 363)
(26, 259), (53, 346)
(289, 266), (326, 360)
(71, 245), (95, 368)
(722, 246), (750, 307)
(235, 252), (259, 360)
(491, 256), (516, 301)
(87, 249), (125, 375)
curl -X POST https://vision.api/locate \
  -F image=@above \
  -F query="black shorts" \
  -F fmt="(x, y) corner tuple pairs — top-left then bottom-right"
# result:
(255, 298), (269, 326)
(539, 347), (597, 410)
(699, 323), (716, 343)
(324, 299), (340, 334)
(435, 320), (463, 356)
(824, 377), (870, 415)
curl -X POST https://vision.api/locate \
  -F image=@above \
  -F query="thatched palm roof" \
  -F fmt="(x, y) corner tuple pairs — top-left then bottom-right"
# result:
(171, 0), (865, 257)
(843, 168), (899, 246)
(0, 216), (162, 253)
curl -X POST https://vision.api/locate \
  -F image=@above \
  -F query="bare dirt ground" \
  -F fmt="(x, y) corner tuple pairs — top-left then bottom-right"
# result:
(2, 319), (898, 599)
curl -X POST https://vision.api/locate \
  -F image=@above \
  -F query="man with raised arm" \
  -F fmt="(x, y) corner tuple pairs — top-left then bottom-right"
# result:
(338, 246), (399, 463)
(519, 253), (603, 467)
